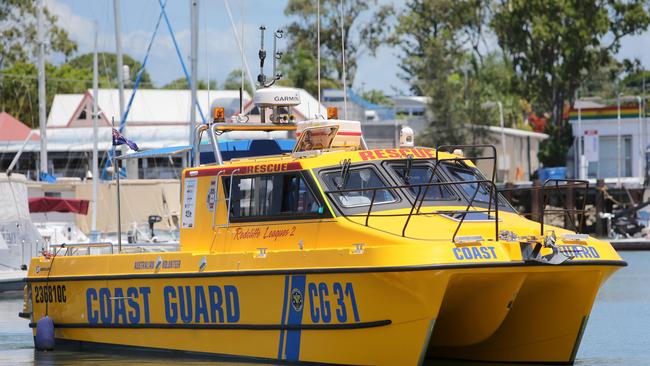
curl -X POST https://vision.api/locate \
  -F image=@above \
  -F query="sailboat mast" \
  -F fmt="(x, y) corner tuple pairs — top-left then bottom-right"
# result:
(190, 0), (199, 166)
(37, 0), (47, 177)
(92, 23), (99, 238)
(113, 0), (126, 157)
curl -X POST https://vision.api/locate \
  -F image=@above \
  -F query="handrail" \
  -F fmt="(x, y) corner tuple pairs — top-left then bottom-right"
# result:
(211, 170), (225, 230)
(324, 178), (500, 242)
(540, 179), (589, 235)
(50, 242), (114, 255)
(498, 179), (589, 235)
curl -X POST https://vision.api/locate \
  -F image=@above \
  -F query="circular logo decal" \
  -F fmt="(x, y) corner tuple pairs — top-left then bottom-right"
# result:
(291, 288), (303, 312)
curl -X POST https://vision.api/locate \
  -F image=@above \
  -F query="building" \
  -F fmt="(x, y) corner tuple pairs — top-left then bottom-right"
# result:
(0, 88), (251, 179)
(568, 103), (646, 184)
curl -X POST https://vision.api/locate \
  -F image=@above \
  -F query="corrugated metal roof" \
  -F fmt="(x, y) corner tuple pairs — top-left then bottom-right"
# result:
(47, 89), (251, 127)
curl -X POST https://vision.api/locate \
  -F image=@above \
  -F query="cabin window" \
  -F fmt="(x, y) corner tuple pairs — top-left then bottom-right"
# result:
(225, 172), (322, 220)
(389, 164), (455, 200)
(323, 167), (397, 207)
(445, 164), (494, 204)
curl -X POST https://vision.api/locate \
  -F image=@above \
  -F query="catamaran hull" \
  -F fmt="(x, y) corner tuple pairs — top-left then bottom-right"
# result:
(26, 261), (623, 365)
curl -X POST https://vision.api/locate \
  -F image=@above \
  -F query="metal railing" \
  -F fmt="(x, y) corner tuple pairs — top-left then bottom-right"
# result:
(500, 179), (589, 235)
(324, 144), (502, 243)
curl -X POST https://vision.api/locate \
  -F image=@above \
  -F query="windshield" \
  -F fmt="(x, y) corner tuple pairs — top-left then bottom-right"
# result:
(445, 164), (494, 204)
(323, 167), (397, 207)
(390, 164), (456, 200)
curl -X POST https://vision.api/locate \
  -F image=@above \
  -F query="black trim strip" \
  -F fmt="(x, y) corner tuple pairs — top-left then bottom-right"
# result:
(24, 259), (627, 283)
(29, 319), (391, 331)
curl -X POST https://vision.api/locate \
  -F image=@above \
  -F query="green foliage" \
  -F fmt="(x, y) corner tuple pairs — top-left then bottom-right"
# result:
(0, 61), (110, 128)
(161, 78), (217, 90)
(223, 69), (253, 95)
(282, 0), (392, 94)
(359, 89), (393, 106)
(395, 0), (495, 148)
(66, 53), (153, 88)
(491, 0), (650, 166)
(0, 0), (76, 69)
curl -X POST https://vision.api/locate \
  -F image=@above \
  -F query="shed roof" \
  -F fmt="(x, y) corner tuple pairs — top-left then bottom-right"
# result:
(47, 89), (251, 127)
(0, 112), (39, 141)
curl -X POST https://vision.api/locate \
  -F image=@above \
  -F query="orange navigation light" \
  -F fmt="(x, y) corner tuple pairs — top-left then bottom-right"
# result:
(327, 106), (338, 120)
(213, 107), (225, 123)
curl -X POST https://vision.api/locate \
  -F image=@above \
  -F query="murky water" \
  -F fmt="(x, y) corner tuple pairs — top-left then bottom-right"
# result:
(0, 252), (648, 365)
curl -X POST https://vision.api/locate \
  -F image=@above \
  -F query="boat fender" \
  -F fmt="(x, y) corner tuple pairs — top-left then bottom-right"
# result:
(34, 315), (55, 351)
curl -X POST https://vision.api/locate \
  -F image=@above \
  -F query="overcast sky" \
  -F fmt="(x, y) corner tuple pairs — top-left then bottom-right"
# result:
(47, 0), (650, 96)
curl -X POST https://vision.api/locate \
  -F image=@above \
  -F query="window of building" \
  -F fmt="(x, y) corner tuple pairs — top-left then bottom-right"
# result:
(323, 167), (397, 207)
(595, 135), (632, 178)
(225, 172), (323, 220)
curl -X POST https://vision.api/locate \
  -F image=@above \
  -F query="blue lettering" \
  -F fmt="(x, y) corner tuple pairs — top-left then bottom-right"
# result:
(86, 288), (98, 325)
(164, 286), (178, 323)
(127, 287), (140, 324)
(99, 288), (112, 324)
(487, 246), (497, 258)
(480, 247), (490, 258)
(471, 246), (483, 259)
(208, 286), (224, 323)
(588, 246), (600, 258)
(318, 283), (331, 323)
(113, 288), (127, 324)
(179, 286), (193, 323)
(195, 286), (209, 323)
(224, 285), (240, 323)
(139, 287), (151, 323)
(308, 283), (319, 323)
(452, 248), (463, 260)
(461, 247), (472, 259)
(333, 282), (347, 323)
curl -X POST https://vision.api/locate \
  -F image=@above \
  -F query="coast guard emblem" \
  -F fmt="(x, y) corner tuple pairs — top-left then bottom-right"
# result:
(291, 288), (303, 311)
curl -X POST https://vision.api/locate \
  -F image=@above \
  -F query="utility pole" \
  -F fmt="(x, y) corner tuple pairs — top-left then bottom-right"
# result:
(37, 0), (47, 177)
(113, 0), (129, 171)
(189, 0), (199, 166)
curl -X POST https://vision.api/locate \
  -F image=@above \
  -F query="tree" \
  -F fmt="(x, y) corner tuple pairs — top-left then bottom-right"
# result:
(394, 0), (489, 147)
(282, 0), (392, 94)
(66, 53), (153, 88)
(359, 89), (393, 106)
(492, 0), (650, 166)
(0, 61), (109, 128)
(223, 69), (253, 95)
(161, 78), (217, 90)
(0, 1), (76, 69)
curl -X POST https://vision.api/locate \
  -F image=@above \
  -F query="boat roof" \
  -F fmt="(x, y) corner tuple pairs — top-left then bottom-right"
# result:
(185, 147), (463, 176)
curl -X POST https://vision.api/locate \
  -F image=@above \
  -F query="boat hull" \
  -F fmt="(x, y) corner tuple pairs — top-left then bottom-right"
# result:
(26, 261), (623, 365)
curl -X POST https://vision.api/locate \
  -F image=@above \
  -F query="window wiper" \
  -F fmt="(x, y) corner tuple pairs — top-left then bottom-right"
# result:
(335, 158), (351, 189)
(403, 155), (413, 184)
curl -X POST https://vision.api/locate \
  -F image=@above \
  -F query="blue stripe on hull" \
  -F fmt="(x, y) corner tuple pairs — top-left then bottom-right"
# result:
(285, 275), (306, 361)
(277, 275), (290, 360)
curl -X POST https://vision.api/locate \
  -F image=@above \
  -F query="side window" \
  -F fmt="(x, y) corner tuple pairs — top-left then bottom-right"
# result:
(323, 167), (397, 208)
(224, 172), (322, 220)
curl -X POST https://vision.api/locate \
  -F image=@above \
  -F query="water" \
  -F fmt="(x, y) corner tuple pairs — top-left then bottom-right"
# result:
(0, 252), (648, 365)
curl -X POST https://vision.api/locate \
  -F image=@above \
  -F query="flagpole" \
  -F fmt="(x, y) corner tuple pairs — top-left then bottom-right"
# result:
(112, 118), (122, 253)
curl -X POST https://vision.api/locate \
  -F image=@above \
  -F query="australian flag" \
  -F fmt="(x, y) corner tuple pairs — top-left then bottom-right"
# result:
(112, 128), (139, 151)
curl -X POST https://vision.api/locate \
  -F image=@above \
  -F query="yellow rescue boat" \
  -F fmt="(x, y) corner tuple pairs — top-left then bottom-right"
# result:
(22, 87), (625, 365)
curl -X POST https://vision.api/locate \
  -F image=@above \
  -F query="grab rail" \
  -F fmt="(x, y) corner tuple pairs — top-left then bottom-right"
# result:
(324, 178), (500, 242)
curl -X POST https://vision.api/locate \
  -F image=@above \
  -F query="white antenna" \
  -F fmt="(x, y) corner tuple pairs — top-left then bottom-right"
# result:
(240, 0), (245, 98)
(340, 0), (348, 119)
(317, 0), (321, 116)
(224, 0), (256, 93)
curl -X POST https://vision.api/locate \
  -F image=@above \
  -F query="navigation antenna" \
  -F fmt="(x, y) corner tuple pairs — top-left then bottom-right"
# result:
(257, 26), (283, 88)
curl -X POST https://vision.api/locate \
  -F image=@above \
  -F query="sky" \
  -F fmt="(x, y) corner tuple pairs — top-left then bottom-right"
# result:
(46, 0), (650, 96)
